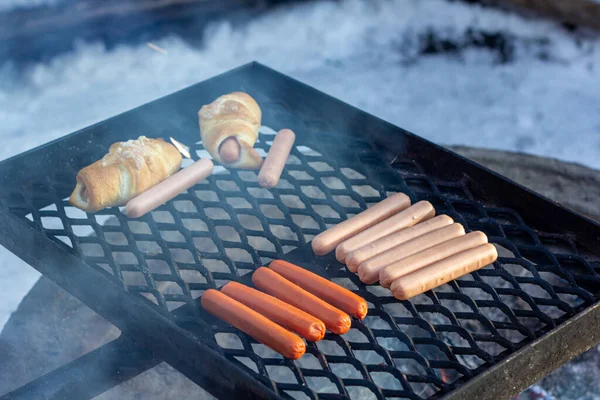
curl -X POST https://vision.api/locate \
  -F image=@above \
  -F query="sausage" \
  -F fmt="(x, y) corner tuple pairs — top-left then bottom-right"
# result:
(357, 223), (465, 284)
(269, 259), (367, 320)
(219, 137), (241, 163)
(201, 289), (306, 359)
(125, 159), (214, 218)
(345, 215), (453, 272)
(221, 281), (326, 341)
(252, 267), (351, 334)
(391, 243), (498, 300)
(379, 231), (488, 288)
(311, 193), (411, 256)
(258, 129), (296, 189)
(335, 200), (435, 264)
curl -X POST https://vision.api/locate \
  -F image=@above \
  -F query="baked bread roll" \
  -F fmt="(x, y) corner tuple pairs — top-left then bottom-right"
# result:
(198, 92), (263, 169)
(69, 136), (182, 212)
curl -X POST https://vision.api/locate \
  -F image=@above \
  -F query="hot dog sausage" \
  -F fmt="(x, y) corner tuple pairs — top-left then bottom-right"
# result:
(258, 129), (296, 189)
(336, 201), (436, 264)
(125, 158), (214, 218)
(357, 223), (465, 284)
(379, 231), (488, 288)
(221, 281), (326, 341)
(345, 215), (454, 272)
(252, 267), (351, 335)
(311, 193), (411, 256)
(390, 243), (498, 300)
(269, 259), (367, 320)
(219, 137), (241, 163)
(201, 289), (306, 359)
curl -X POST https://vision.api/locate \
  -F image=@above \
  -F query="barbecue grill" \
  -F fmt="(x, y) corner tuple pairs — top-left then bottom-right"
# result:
(1, 62), (599, 400)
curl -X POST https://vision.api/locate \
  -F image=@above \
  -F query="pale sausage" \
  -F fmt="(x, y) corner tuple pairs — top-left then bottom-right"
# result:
(390, 243), (498, 300)
(258, 129), (296, 189)
(357, 223), (465, 284)
(125, 159), (214, 218)
(379, 231), (488, 287)
(311, 193), (411, 256)
(336, 200), (435, 264)
(201, 289), (306, 359)
(345, 215), (454, 272)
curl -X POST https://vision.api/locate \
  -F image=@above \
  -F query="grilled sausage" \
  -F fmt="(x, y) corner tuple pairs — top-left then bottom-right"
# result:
(269, 259), (367, 320)
(335, 200), (435, 263)
(391, 243), (498, 300)
(311, 193), (411, 256)
(345, 215), (454, 272)
(125, 159), (214, 218)
(258, 129), (296, 189)
(252, 267), (351, 334)
(357, 223), (465, 284)
(379, 231), (488, 288)
(201, 289), (306, 359)
(221, 281), (326, 341)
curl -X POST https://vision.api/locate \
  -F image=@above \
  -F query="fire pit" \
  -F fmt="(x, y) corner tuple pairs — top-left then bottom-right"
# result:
(1, 62), (599, 400)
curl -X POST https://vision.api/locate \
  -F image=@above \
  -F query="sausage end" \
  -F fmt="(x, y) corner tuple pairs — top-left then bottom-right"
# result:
(345, 252), (361, 272)
(379, 268), (393, 289)
(357, 263), (379, 284)
(355, 300), (368, 320)
(335, 244), (347, 263)
(311, 236), (329, 256)
(308, 321), (326, 342)
(257, 174), (278, 189)
(329, 313), (352, 335)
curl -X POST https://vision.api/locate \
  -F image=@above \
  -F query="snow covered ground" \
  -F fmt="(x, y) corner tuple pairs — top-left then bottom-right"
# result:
(0, 0), (599, 333)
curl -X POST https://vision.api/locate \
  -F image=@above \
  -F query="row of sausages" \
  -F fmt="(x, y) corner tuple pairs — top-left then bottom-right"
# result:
(202, 260), (368, 359)
(311, 193), (498, 299)
(125, 129), (295, 218)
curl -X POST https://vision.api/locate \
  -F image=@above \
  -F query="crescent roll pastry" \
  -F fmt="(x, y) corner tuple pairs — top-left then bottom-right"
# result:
(69, 136), (182, 212)
(198, 92), (264, 169)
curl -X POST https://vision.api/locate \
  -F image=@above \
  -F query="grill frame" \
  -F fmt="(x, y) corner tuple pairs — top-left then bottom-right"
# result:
(1, 62), (599, 399)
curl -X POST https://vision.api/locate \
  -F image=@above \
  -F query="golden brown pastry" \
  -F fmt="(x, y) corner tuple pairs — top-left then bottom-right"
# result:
(69, 136), (182, 212)
(198, 92), (263, 169)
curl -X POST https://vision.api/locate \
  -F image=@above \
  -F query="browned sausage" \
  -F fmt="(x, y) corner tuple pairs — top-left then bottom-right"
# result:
(311, 193), (411, 256)
(269, 259), (367, 320)
(357, 223), (465, 284)
(391, 243), (498, 300)
(335, 200), (435, 263)
(252, 267), (351, 334)
(345, 215), (453, 272)
(201, 289), (306, 359)
(379, 231), (488, 288)
(221, 281), (326, 341)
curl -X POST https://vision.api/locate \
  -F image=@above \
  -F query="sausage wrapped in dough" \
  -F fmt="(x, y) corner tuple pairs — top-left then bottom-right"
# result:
(198, 92), (263, 169)
(69, 136), (182, 212)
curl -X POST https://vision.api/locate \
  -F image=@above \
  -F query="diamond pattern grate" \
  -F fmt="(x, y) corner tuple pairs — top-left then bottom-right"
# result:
(6, 123), (599, 399)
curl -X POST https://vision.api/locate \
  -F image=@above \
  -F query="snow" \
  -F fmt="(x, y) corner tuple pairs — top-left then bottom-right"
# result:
(0, 0), (60, 11)
(0, 0), (599, 336)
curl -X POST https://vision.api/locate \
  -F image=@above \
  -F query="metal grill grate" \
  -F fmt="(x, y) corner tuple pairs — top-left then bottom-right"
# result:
(0, 63), (599, 399)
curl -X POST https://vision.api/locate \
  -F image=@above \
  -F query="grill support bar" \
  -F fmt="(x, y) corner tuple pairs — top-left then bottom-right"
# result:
(0, 207), (282, 400)
(1, 337), (158, 400)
